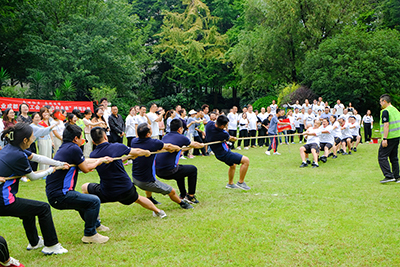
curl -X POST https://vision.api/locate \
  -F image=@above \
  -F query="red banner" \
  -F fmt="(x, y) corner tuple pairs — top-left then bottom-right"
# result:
(0, 97), (93, 113)
(278, 118), (292, 132)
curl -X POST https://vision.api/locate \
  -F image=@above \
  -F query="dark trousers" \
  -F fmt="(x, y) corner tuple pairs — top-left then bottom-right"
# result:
(193, 135), (206, 155)
(156, 165), (197, 199)
(249, 130), (257, 146)
(378, 137), (400, 179)
(228, 130), (237, 149)
(28, 142), (38, 171)
(297, 125), (304, 142)
(0, 198), (58, 247)
(110, 132), (123, 143)
(267, 134), (279, 152)
(238, 130), (249, 147)
(287, 130), (295, 143)
(127, 137), (134, 147)
(258, 128), (267, 147)
(48, 191), (101, 236)
(364, 123), (372, 142)
(0, 236), (9, 263)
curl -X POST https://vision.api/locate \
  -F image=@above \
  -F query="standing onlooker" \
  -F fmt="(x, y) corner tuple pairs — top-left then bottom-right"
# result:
(187, 110), (200, 158)
(38, 107), (54, 170)
(108, 105), (125, 143)
(246, 105), (257, 148)
(157, 107), (165, 139)
(265, 109), (290, 155)
(293, 108), (303, 143)
(82, 109), (104, 158)
(286, 109), (296, 144)
(347, 102), (354, 114)
(136, 106), (150, 132)
(147, 103), (164, 140)
(164, 110), (176, 135)
(72, 109), (86, 150)
(51, 109), (65, 154)
(302, 99), (312, 113)
(3, 108), (16, 130)
(353, 109), (362, 143)
(257, 107), (269, 147)
(378, 94), (400, 183)
(270, 100), (278, 115)
(237, 113), (249, 150)
(17, 103), (32, 124)
(227, 106), (239, 149)
(125, 107), (137, 146)
(361, 110), (373, 142)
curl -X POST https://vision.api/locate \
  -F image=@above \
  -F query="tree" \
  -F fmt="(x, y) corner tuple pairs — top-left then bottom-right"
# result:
(302, 27), (400, 113)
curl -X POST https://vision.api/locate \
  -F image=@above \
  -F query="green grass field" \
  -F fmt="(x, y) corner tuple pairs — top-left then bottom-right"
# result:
(2, 139), (400, 266)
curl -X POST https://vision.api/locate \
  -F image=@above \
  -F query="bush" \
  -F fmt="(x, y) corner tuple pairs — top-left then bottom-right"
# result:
(252, 95), (277, 111)
(0, 86), (28, 98)
(277, 83), (300, 106)
(286, 85), (317, 105)
(89, 86), (118, 104)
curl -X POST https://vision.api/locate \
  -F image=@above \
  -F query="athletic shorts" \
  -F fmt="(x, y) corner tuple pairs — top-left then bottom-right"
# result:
(131, 177), (172, 195)
(352, 135), (359, 142)
(334, 137), (341, 146)
(341, 137), (352, 143)
(303, 143), (320, 154)
(320, 142), (333, 150)
(87, 183), (139, 205)
(216, 151), (243, 166)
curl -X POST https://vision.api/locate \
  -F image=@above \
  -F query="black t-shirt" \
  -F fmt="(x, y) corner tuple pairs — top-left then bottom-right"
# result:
(90, 142), (132, 200)
(156, 132), (191, 171)
(205, 121), (231, 157)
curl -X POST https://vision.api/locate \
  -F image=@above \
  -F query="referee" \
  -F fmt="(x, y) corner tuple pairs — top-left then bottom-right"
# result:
(378, 94), (400, 184)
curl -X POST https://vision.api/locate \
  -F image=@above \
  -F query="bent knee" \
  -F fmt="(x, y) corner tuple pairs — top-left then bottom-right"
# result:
(81, 183), (89, 194)
(241, 156), (250, 165)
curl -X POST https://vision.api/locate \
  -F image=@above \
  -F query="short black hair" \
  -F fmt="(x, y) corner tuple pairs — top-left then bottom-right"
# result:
(1, 123), (33, 147)
(380, 94), (391, 103)
(216, 114), (229, 127)
(72, 109), (82, 119)
(201, 104), (209, 111)
(84, 109), (92, 116)
(63, 124), (82, 143)
(111, 105), (117, 108)
(100, 97), (108, 104)
(137, 123), (151, 138)
(91, 127), (106, 144)
(140, 105), (146, 109)
(170, 119), (183, 132)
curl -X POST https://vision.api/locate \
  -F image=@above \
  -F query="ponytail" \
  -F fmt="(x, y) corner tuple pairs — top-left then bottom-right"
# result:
(1, 123), (33, 146)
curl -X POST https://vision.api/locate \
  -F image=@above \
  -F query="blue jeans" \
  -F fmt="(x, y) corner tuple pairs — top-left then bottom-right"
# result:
(48, 191), (101, 236)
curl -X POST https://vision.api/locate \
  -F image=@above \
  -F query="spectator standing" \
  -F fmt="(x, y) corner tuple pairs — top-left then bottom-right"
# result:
(51, 109), (64, 154)
(227, 106), (239, 149)
(361, 110), (373, 142)
(38, 107), (54, 170)
(3, 108), (16, 130)
(16, 103), (32, 124)
(147, 104), (164, 140)
(126, 107), (137, 146)
(270, 100), (277, 115)
(108, 105), (125, 143)
(82, 109), (104, 158)
(246, 105), (258, 147)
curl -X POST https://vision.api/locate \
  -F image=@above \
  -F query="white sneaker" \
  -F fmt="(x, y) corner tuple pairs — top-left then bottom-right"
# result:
(153, 210), (167, 219)
(27, 236), (44, 250)
(81, 233), (109, 244)
(96, 224), (110, 232)
(299, 141), (302, 143)
(265, 151), (271, 155)
(273, 152), (281, 155)
(237, 147), (241, 150)
(292, 142), (295, 144)
(21, 177), (29, 182)
(2, 256), (22, 266)
(180, 156), (187, 160)
(41, 243), (68, 255)
(244, 147), (249, 150)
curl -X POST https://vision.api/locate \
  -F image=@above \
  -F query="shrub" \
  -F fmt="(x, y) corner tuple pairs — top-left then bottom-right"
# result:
(286, 85), (317, 105)
(252, 95), (278, 111)
(277, 83), (300, 106)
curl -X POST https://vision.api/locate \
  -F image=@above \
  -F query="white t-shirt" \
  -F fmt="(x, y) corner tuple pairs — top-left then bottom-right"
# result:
(331, 121), (342, 138)
(306, 127), (322, 145)
(302, 104), (311, 113)
(270, 104), (277, 114)
(339, 114), (349, 122)
(349, 122), (360, 136)
(147, 112), (159, 137)
(312, 104), (320, 114)
(319, 125), (334, 144)
(51, 120), (65, 138)
(304, 113), (316, 126)
(355, 114), (362, 125)
(246, 112), (258, 130)
(289, 104), (302, 110)
(341, 123), (352, 139)
(362, 115), (373, 124)
(103, 108), (111, 135)
(293, 112), (302, 128)
(227, 112), (239, 130)
(136, 114), (148, 126)
(125, 115), (137, 137)
(238, 118), (249, 131)
(257, 113), (269, 123)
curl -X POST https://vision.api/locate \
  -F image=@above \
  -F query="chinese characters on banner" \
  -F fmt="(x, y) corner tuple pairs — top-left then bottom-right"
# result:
(0, 97), (94, 112)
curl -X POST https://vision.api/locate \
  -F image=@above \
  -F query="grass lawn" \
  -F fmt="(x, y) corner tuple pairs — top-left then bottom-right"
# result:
(2, 139), (400, 266)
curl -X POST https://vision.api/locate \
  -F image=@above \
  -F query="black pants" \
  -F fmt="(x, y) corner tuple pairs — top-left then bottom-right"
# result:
(228, 130), (237, 149)
(0, 236), (9, 263)
(193, 135), (206, 155)
(364, 123), (372, 142)
(287, 130), (295, 143)
(249, 130), (257, 146)
(110, 132), (123, 143)
(0, 198), (59, 247)
(127, 137), (134, 147)
(156, 165), (197, 199)
(28, 142), (38, 171)
(297, 125), (304, 142)
(378, 137), (400, 179)
(258, 128), (267, 147)
(238, 130), (249, 147)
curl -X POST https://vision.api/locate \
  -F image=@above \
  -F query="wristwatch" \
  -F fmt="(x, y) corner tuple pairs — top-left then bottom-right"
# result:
(383, 138), (387, 140)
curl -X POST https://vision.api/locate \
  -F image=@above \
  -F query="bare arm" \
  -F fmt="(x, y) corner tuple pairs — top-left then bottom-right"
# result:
(78, 157), (113, 173)
(163, 143), (181, 152)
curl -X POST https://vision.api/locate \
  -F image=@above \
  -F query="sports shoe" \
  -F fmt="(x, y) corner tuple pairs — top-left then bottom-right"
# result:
(96, 225), (110, 232)
(312, 162), (319, 168)
(81, 233), (109, 244)
(179, 200), (193, 209)
(338, 149), (343, 154)
(328, 152), (334, 157)
(41, 243), (68, 255)
(353, 148), (357, 152)
(188, 155), (195, 159)
(236, 181), (251, 190)
(180, 156), (187, 160)
(265, 151), (271, 155)
(147, 196), (161, 205)
(380, 178), (396, 184)
(153, 210), (167, 219)
(27, 236), (44, 250)
(237, 147), (241, 150)
(348, 151), (352, 155)
(299, 141), (302, 143)
(244, 147), (249, 150)
(226, 183), (239, 189)
(273, 152), (281, 155)
(320, 156), (327, 163)
(185, 195), (199, 204)
(306, 159), (311, 165)
(332, 155), (337, 159)
(299, 162), (308, 168)
(396, 178), (400, 183)
(292, 142), (295, 144)
(342, 152), (348, 155)
(0, 257), (24, 267)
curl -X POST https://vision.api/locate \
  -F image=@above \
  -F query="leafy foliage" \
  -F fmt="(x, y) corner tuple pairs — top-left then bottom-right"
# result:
(286, 85), (317, 105)
(252, 95), (278, 111)
(277, 83), (300, 106)
(0, 86), (28, 98)
(89, 86), (118, 105)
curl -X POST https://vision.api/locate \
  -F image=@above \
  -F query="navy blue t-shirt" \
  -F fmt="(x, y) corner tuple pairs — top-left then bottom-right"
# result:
(131, 137), (164, 182)
(46, 142), (85, 199)
(205, 121), (231, 157)
(156, 132), (191, 170)
(90, 142), (132, 200)
(0, 145), (32, 206)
